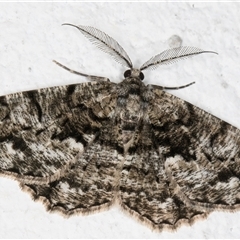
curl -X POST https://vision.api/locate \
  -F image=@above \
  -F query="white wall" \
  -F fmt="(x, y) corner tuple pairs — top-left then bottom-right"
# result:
(0, 2), (240, 238)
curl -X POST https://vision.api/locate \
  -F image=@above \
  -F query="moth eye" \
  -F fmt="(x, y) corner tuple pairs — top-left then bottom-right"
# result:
(124, 69), (131, 78)
(140, 72), (144, 80)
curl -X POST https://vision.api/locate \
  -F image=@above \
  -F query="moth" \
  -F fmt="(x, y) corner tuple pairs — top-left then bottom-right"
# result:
(0, 24), (240, 232)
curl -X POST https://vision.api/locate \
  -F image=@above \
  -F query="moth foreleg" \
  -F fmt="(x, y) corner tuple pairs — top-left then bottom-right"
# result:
(53, 60), (110, 82)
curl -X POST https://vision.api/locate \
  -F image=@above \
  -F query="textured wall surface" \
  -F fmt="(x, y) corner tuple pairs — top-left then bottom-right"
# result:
(0, 2), (240, 238)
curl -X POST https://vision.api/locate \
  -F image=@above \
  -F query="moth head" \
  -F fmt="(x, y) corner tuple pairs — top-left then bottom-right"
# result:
(124, 69), (144, 81)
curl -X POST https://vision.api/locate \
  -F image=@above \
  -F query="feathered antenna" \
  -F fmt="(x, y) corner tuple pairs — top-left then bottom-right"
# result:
(63, 23), (133, 69)
(140, 46), (217, 71)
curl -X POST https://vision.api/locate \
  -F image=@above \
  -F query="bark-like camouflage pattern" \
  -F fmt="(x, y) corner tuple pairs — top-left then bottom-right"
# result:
(1, 25), (239, 231)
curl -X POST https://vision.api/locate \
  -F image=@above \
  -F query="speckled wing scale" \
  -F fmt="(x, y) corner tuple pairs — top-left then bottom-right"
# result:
(1, 24), (240, 231)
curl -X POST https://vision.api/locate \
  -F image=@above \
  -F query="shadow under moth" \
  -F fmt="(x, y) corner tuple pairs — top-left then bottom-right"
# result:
(1, 24), (240, 231)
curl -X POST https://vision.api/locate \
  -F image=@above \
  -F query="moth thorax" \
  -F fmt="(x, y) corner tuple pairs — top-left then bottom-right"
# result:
(124, 68), (144, 80)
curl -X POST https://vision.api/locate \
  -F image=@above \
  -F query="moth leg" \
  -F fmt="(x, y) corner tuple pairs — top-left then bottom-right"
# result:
(53, 60), (110, 82)
(149, 81), (195, 90)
